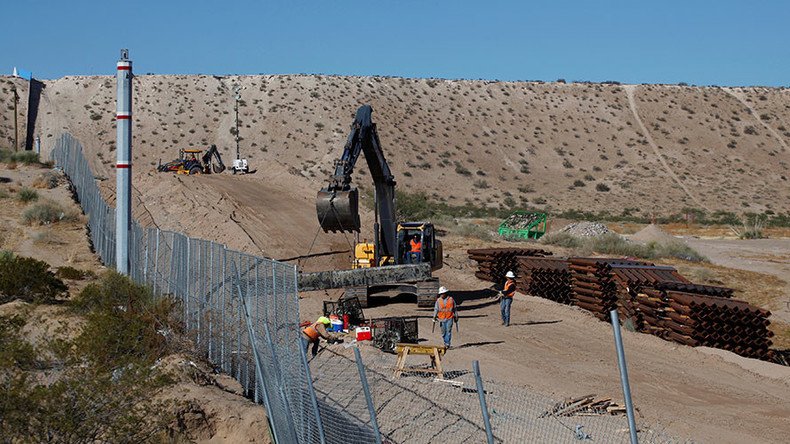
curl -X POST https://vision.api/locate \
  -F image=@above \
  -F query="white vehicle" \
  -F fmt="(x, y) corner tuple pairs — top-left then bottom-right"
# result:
(232, 158), (249, 174)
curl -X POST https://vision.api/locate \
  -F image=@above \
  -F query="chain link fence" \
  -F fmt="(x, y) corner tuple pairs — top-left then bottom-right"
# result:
(52, 133), (677, 443)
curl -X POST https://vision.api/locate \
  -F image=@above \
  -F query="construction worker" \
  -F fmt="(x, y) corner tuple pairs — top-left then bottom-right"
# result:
(432, 286), (457, 348)
(408, 234), (422, 263)
(302, 316), (339, 357)
(500, 271), (517, 326)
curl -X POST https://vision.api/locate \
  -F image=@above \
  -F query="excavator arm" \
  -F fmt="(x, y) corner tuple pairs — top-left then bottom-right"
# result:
(202, 144), (226, 173)
(317, 105), (397, 261)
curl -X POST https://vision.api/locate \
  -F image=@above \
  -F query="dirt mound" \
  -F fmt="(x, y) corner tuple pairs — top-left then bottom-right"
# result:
(630, 224), (683, 245)
(558, 221), (612, 237)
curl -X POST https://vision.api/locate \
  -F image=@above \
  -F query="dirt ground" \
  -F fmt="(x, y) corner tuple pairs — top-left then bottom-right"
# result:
(684, 238), (790, 322)
(299, 234), (790, 444)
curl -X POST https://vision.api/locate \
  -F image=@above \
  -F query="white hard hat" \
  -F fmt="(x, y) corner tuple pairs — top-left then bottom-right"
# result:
(505, 271), (516, 279)
(438, 286), (449, 295)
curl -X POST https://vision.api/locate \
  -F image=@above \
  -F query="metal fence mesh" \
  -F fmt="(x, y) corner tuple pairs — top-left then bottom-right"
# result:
(51, 133), (677, 443)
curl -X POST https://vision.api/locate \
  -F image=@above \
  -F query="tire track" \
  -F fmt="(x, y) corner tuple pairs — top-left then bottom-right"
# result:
(723, 88), (790, 153)
(623, 85), (709, 211)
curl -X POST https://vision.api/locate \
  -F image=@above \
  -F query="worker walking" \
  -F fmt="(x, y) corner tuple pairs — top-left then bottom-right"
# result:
(302, 316), (339, 357)
(500, 271), (517, 326)
(433, 286), (457, 348)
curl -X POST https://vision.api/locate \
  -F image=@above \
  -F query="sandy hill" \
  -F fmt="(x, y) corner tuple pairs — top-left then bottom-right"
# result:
(1, 75), (789, 257)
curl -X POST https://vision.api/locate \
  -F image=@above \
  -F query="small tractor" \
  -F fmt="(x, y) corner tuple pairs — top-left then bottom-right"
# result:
(157, 145), (226, 175)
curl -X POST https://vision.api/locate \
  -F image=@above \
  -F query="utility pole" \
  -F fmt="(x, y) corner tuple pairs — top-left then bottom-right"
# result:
(12, 85), (19, 152)
(234, 85), (241, 161)
(115, 49), (133, 275)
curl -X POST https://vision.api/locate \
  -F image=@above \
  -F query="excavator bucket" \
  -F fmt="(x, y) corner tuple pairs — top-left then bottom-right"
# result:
(316, 188), (360, 232)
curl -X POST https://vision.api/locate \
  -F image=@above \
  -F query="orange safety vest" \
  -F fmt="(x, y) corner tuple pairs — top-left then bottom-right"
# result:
(303, 322), (320, 341)
(410, 239), (422, 253)
(437, 297), (455, 320)
(503, 279), (516, 298)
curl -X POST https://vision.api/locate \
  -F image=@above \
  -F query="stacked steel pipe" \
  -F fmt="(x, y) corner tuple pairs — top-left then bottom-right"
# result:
(635, 287), (772, 360)
(467, 248), (552, 283)
(469, 250), (777, 361)
(516, 257), (574, 305)
(568, 258), (657, 321)
(609, 264), (690, 330)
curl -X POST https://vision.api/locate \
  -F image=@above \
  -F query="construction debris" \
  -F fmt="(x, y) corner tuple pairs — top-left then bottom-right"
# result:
(558, 221), (612, 237)
(540, 394), (626, 417)
(501, 212), (545, 230)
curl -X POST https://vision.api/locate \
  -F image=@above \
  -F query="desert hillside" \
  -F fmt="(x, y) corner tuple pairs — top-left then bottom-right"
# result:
(1, 75), (789, 256)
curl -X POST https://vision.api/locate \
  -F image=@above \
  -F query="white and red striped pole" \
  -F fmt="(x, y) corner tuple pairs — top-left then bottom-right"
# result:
(115, 49), (132, 275)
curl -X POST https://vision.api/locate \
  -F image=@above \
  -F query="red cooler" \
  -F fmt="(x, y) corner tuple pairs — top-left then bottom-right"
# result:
(355, 327), (372, 341)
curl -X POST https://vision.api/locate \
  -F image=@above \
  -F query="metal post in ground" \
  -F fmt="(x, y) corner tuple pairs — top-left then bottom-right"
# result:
(610, 309), (639, 444)
(473, 360), (494, 444)
(353, 347), (382, 444)
(115, 49), (132, 275)
(233, 263), (280, 444)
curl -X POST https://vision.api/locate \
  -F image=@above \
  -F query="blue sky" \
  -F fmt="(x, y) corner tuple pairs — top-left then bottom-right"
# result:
(3, 1), (788, 86)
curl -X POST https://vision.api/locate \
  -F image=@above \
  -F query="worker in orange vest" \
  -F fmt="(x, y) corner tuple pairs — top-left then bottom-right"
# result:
(432, 286), (457, 348)
(408, 235), (422, 263)
(302, 316), (339, 357)
(499, 271), (516, 326)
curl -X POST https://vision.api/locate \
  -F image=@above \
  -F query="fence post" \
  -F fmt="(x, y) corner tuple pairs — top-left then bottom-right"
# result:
(610, 309), (639, 444)
(473, 360), (494, 444)
(152, 228), (160, 295)
(300, 338), (326, 444)
(185, 238), (191, 329)
(233, 263), (281, 444)
(353, 347), (382, 444)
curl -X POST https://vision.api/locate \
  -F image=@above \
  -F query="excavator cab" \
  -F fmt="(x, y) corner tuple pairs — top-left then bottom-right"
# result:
(396, 222), (443, 271)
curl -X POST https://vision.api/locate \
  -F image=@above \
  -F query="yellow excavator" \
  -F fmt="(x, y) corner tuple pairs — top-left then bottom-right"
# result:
(316, 105), (442, 307)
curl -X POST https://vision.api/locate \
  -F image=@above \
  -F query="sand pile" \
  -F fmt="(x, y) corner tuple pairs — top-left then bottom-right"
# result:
(630, 224), (684, 245)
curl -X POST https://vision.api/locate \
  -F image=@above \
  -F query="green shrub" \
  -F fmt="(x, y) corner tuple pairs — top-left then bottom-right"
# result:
(0, 188), (8, 199)
(541, 233), (706, 262)
(454, 162), (472, 176)
(0, 314), (37, 370)
(595, 183), (610, 192)
(0, 255), (67, 304)
(540, 232), (583, 249)
(56, 266), (96, 280)
(1, 272), (180, 442)
(17, 187), (38, 203)
(1, 150), (41, 165)
(72, 272), (179, 368)
(22, 200), (76, 225)
(1, 361), (175, 442)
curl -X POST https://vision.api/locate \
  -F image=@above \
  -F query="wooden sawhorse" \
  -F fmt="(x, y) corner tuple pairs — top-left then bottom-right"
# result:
(393, 343), (446, 379)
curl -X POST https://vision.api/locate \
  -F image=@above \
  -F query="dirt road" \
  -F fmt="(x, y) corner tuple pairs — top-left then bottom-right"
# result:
(686, 238), (790, 323)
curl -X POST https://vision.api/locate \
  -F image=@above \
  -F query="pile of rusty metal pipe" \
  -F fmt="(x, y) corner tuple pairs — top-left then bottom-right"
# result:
(516, 257), (574, 305)
(635, 288), (773, 360)
(609, 264), (691, 330)
(568, 258), (657, 321)
(470, 250), (776, 361)
(467, 248), (552, 283)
